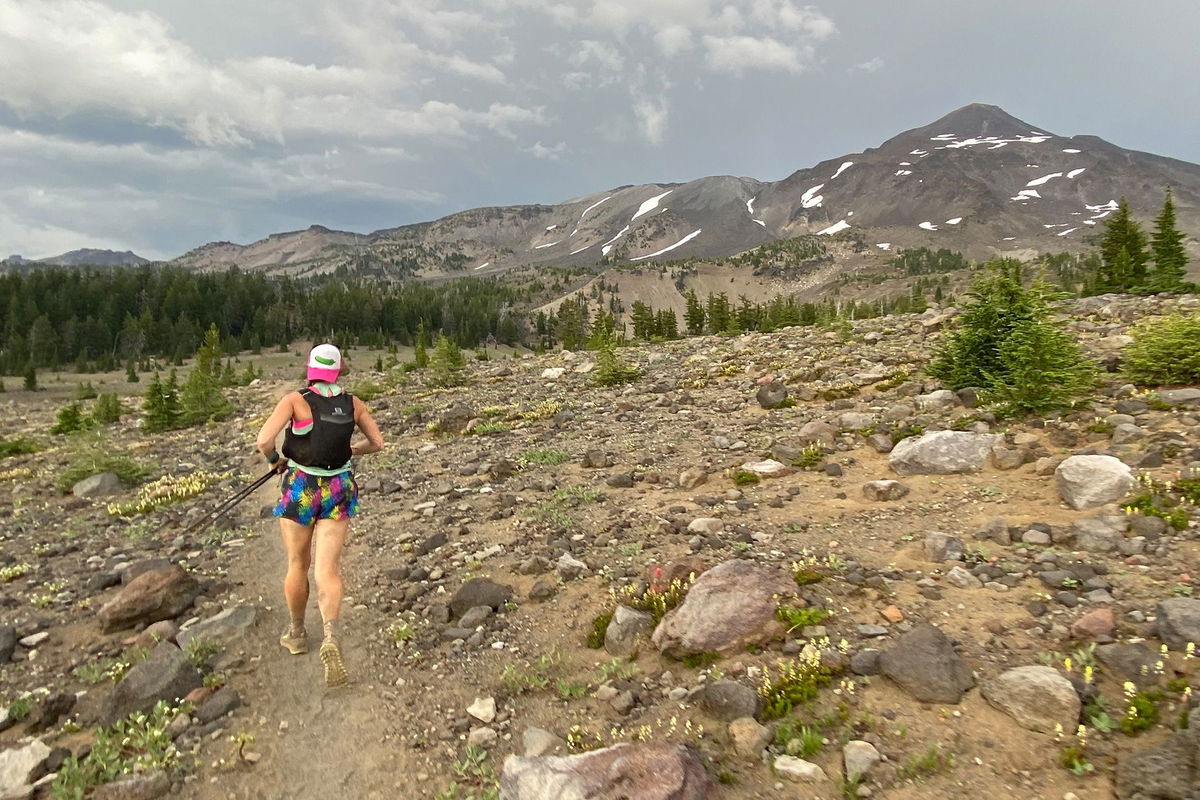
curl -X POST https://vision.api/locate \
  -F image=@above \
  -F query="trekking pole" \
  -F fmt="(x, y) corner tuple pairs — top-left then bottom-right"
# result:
(184, 468), (278, 536)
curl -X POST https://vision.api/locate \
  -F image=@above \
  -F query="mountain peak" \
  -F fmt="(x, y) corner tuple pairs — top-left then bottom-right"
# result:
(923, 103), (1052, 138)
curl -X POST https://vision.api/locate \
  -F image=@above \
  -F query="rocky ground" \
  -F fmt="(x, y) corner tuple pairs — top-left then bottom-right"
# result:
(2, 293), (1200, 800)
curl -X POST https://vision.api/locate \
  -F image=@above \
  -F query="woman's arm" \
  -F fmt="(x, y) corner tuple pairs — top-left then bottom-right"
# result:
(351, 396), (385, 456)
(255, 393), (295, 461)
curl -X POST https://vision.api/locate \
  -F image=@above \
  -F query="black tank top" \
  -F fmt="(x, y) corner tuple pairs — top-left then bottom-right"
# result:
(281, 388), (355, 470)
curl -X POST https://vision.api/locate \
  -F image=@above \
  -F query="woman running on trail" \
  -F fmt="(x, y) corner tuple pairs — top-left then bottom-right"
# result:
(255, 344), (384, 687)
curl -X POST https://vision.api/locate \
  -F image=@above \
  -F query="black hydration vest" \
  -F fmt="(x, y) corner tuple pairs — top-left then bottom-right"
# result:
(282, 389), (355, 470)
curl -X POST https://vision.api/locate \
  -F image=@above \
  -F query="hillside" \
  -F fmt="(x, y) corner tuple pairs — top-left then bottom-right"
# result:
(168, 104), (1200, 277)
(1, 293), (1198, 798)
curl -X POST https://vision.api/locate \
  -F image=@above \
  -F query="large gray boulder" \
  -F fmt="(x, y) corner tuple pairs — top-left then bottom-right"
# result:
(1115, 715), (1200, 800)
(72, 472), (124, 498)
(100, 641), (202, 725)
(500, 743), (714, 800)
(176, 605), (258, 650)
(879, 624), (975, 703)
(652, 560), (794, 657)
(604, 606), (653, 657)
(981, 666), (1081, 733)
(1055, 455), (1134, 510)
(97, 565), (200, 633)
(1157, 598), (1200, 652)
(0, 625), (15, 664)
(889, 431), (1001, 475)
(450, 578), (513, 619)
(0, 740), (50, 800)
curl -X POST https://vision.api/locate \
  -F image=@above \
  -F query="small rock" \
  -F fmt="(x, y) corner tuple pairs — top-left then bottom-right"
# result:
(467, 697), (497, 724)
(698, 680), (759, 722)
(1156, 598), (1200, 651)
(1071, 608), (1115, 640)
(879, 624), (974, 704)
(982, 665), (1082, 733)
(1055, 455), (1134, 510)
(774, 755), (828, 783)
(924, 532), (965, 563)
(468, 727), (498, 748)
(72, 472), (123, 498)
(843, 740), (882, 781)
(945, 566), (982, 590)
(862, 480), (909, 501)
(522, 728), (565, 757)
(729, 717), (772, 758)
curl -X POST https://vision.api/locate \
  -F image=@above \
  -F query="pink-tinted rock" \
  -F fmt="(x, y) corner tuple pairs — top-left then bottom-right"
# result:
(500, 743), (713, 800)
(1072, 608), (1116, 640)
(652, 560), (795, 657)
(133, 620), (179, 650)
(97, 566), (200, 633)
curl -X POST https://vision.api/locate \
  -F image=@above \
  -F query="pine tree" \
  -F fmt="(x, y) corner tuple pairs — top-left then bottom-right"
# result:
(23, 365), (37, 391)
(164, 369), (183, 428)
(593, 332), (641, 387)
(143, 373), (170, 433)
(684, 290), (706, 335)
(125, 361), (139, 383)
(180, 325), (232, 425)
(429, 333), (466, 387)
(630, 301), (655, 340)
(414, 321), (429, 369)
(1098, 198), (1149, 292)
(94, 392), (122, 424)
(1149, 187), (1189, 292)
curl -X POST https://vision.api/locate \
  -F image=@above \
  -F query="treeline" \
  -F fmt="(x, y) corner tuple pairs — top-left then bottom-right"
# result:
(0, 266), (526, 374)
(534, 287), (935, 351)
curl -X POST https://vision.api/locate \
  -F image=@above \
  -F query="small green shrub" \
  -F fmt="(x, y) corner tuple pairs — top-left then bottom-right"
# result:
(1122, 314), (1200, 386)
(92, 393), (123, 424)
(520, 448), (571, 466)
(614, 571), (695, 624)
(773, 719), (823, 757)
(6, 695), (32, 721)
(183, 637), (220, 671)
(593, 336), (640, 387)
(55, 437), (151, 492)
(757, 654), (839, 720)
(0, 436), (40, 460)
(50, 403), (95, 435)
(791, 443), (824, 470)
(1121, 689), (1160, 735)
(898, 745), (954, 780)
(51, 701), (184, 798)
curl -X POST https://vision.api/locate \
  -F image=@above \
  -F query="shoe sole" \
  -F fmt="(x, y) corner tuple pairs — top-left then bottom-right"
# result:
(279, 636), (308, 655)
(320, 641), (348, 687)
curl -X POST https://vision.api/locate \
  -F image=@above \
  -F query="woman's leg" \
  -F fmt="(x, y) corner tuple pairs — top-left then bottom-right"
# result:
(278, 518), (314, 652)
(313, 517), (350, 686)
(312, 518), (349, 629)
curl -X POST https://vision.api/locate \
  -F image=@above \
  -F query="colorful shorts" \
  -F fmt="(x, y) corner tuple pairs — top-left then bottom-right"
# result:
(272, 468), (359, 525)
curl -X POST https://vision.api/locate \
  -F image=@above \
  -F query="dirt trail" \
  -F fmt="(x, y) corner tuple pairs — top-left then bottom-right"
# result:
(181, 483), (423, 800)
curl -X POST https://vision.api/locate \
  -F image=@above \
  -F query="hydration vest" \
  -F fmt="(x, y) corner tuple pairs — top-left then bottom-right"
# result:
(282, 388), (355, 470)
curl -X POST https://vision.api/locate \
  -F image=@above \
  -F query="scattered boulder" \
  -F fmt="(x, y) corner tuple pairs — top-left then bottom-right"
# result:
(879, 624), (974, 704)
(1055, 455), (1134, 510)
(924, 532), (965, 563)
(1115, 720), (1200, 800)
(176, 605), (258, 650)
(652, 560), (795, 657)
(604, 606), (653, 657)
(467, 697), (497, 724)
(72, 472), (123, 498)
(0, 740), (50, 800)
(945, 565), (982, 590)
(1156, 598), (1200, 651)
(1159, 388), (1200, 407)
(677, 468), (708, 490)
(26, 693), (75, 735)
(862, 480), (909, 501)
(500, 743), (714, 799)
(843, 740), (882, 782)
(738, 459), (791, 479)
(755, 382), (789, 409)
(522, 728), (566, 758)
(797, 421), (836, 448)
(1071, 608), (1116, 640)
(774, 755), (828, 784)
(728, 718), (771, 759)
(889, 431), (1001, 475)
(97, 565), (201, 633)
(697, 680), (759, 722)
(90, 769), (171, 800)
(450, 578), (513, 619)
(100, 641), (202, 725)
(686, 518), (724, 535)
(437, 403), (476, 434)
(193, 687), (241, 725)
(982, 666), (1082, 733)
(0, 626), (15, 664)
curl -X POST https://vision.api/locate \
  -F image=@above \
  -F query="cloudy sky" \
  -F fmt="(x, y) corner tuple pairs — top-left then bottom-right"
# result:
(2, 0), (1198, 260)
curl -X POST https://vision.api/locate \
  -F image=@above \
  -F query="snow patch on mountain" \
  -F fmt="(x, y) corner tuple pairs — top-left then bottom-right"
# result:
(831, 161), (853, 180)
(817, 220), (850, 235)
(632, 190), (673, 221)
(474, 262), (490, 270)
(630, 230), (702, 261)
(876, 242), (892, 250)
(1067, 168), (1086, 179)
(569, 244), (591, 255)
(918, 221), (938, 231)
(945, 217), (962, 225)
(801, 184), (824, 209)
(1063, 148), (1081, 154)
(1026, 172), (1064, 187)
(1011, 189), (1042, 201)
(746, 197), (756, 215)
(534, 241), (560, 250)
(1057, 227), (1079, 236)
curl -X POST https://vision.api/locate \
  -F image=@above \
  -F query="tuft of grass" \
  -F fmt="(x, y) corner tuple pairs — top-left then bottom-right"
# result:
(898, 745), (954, 781)
(614, 572), (695, 625)
(757, 652), (840, 720)
(183, 637), (220, 672)
(731, 469), (761, 487)
(776, 605), (833, 633)
(586, 610), (613, 649)
(519, 448), (571, 466)
(434, 745), (499, 800)
(470, 421), (511, 436)
(7, 695), (33, 721)
(500, 650), (563, 695)
(791, 443), (824, 470)
(773, 719), (823, 757)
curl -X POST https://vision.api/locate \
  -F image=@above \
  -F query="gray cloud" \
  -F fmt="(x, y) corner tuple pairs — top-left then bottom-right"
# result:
(1, 0), (1198, 259)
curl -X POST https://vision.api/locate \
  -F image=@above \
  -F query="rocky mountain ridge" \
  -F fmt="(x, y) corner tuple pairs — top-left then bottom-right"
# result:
(171, 104), (1200, 277)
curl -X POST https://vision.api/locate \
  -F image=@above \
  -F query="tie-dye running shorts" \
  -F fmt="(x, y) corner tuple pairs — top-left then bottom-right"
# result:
(272, 467), (359, 525)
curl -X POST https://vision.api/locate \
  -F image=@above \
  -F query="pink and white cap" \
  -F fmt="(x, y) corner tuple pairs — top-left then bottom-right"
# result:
(307, 343), (342, 382)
